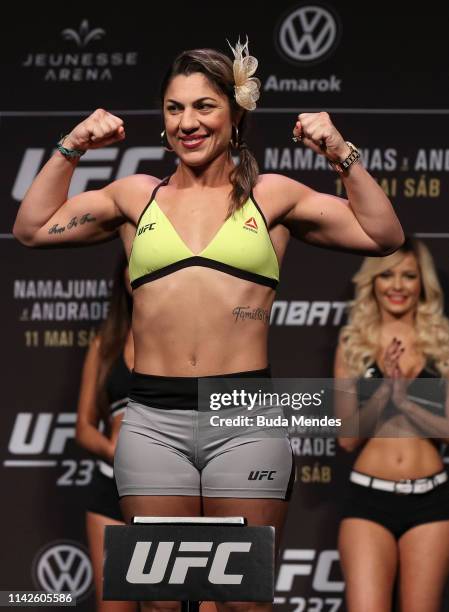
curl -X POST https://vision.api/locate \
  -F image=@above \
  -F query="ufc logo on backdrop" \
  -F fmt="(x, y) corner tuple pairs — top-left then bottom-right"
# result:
(13, 147), (166, 201)
(8, 413), (75, 455)
(126, 541), (252, 585)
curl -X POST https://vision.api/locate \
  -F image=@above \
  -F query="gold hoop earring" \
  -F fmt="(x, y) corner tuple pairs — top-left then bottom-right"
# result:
(230, 125), (239, 149)
(160, 129), (173, 152)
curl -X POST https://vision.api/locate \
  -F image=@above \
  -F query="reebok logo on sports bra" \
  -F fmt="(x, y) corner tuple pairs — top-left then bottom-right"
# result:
(129, 176), (280, 290)
(244, 217), (258, 233)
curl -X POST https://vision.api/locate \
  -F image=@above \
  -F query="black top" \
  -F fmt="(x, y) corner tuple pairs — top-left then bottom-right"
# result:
(357, 360), (446, 422)
(105, 352), (132, 417)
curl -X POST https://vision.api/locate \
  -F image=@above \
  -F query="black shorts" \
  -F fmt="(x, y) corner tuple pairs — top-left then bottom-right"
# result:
(341, 475), (449, 539)
(86, 466), (124, 522)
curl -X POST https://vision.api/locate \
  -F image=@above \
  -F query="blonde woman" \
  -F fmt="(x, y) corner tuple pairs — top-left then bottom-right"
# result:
(334, 237), (449, 612)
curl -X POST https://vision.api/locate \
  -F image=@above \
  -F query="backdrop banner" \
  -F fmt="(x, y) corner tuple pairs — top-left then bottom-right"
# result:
(2, 3), (448, 610)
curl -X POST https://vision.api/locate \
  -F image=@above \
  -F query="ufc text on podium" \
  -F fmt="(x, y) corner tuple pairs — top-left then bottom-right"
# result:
(103, 517), (274, 609)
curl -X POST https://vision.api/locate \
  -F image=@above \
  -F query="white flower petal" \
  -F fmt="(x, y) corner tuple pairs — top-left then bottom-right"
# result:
(227, 36), (260, 110)
(241, 56), (258, 78)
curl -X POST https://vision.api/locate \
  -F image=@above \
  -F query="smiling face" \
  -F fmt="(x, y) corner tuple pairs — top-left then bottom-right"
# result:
(373, 252), (422, 318)
(163, 72), (237, 167)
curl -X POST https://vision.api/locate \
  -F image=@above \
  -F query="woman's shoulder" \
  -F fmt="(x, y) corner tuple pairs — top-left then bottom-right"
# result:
(255, 172), (307, 192)
(108, 174), (161, 197)
(253, 173), (312, 213)
(334, 340), (350, 377)
(334, 337), (380, 379)
(106, 174), (162, 221)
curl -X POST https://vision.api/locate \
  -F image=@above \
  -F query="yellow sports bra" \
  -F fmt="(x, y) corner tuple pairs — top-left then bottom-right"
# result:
(129, 176), (280, 290)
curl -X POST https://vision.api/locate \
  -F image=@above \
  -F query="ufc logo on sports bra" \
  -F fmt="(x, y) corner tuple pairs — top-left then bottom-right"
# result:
(138, 223), (156, 235)
(126, 541), (252, 585)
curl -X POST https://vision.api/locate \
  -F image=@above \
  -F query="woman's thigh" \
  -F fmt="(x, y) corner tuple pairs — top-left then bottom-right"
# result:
(338, 518), (398, 612)
(202, 497), (289, 552)
(398, 520), (449, 612)
(120, 495), (202, 524)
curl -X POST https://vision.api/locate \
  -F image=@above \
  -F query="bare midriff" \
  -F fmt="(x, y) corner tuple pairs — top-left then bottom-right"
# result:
(131, 266), (274, 377)
(354, 415), (443, 479)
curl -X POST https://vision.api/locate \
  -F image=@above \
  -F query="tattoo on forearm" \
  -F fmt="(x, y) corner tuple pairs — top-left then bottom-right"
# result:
(48, 224), (65, 234)
(232, 306), (270, 323)
(80, 213), (96, 224)
(48, 213), (97, 235)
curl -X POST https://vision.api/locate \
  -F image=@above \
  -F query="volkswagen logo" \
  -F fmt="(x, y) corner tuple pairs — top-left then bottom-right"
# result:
(276, 3), (341, 65)
(32, 541), (93, 601)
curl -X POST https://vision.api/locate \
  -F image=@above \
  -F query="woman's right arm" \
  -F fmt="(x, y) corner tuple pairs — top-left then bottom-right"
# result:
(334, 342), (392, 452)
(13, 109), (126, 247)
(75, 335), (115, 463)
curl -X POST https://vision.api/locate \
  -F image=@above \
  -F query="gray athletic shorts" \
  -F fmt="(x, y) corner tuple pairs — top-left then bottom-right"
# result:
(114, 399), (294, 499)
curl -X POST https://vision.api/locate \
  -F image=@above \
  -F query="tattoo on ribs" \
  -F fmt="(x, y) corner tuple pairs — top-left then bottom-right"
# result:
(233, 306), (270, 323)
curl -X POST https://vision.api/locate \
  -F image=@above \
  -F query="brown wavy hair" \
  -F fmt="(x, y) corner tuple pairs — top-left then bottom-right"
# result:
(339, 237), (449, 377)
(95, 251), (132, 431)
(160, 48), (259, 217)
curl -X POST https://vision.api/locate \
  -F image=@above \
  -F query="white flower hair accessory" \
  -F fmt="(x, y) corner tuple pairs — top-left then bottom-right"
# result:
(227, 36), (261, 111)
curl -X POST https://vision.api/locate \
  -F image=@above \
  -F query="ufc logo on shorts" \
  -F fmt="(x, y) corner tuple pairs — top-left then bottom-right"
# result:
(126, 541), (252, 585)
(248, 470), (276, 480)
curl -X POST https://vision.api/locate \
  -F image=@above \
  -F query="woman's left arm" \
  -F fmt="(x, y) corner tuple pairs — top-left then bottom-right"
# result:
(280, 112), (404, 254)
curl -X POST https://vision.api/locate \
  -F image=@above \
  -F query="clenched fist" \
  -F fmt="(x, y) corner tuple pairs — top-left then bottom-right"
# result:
(292, 112), (349, 162)
(62, 108), (125, 151)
